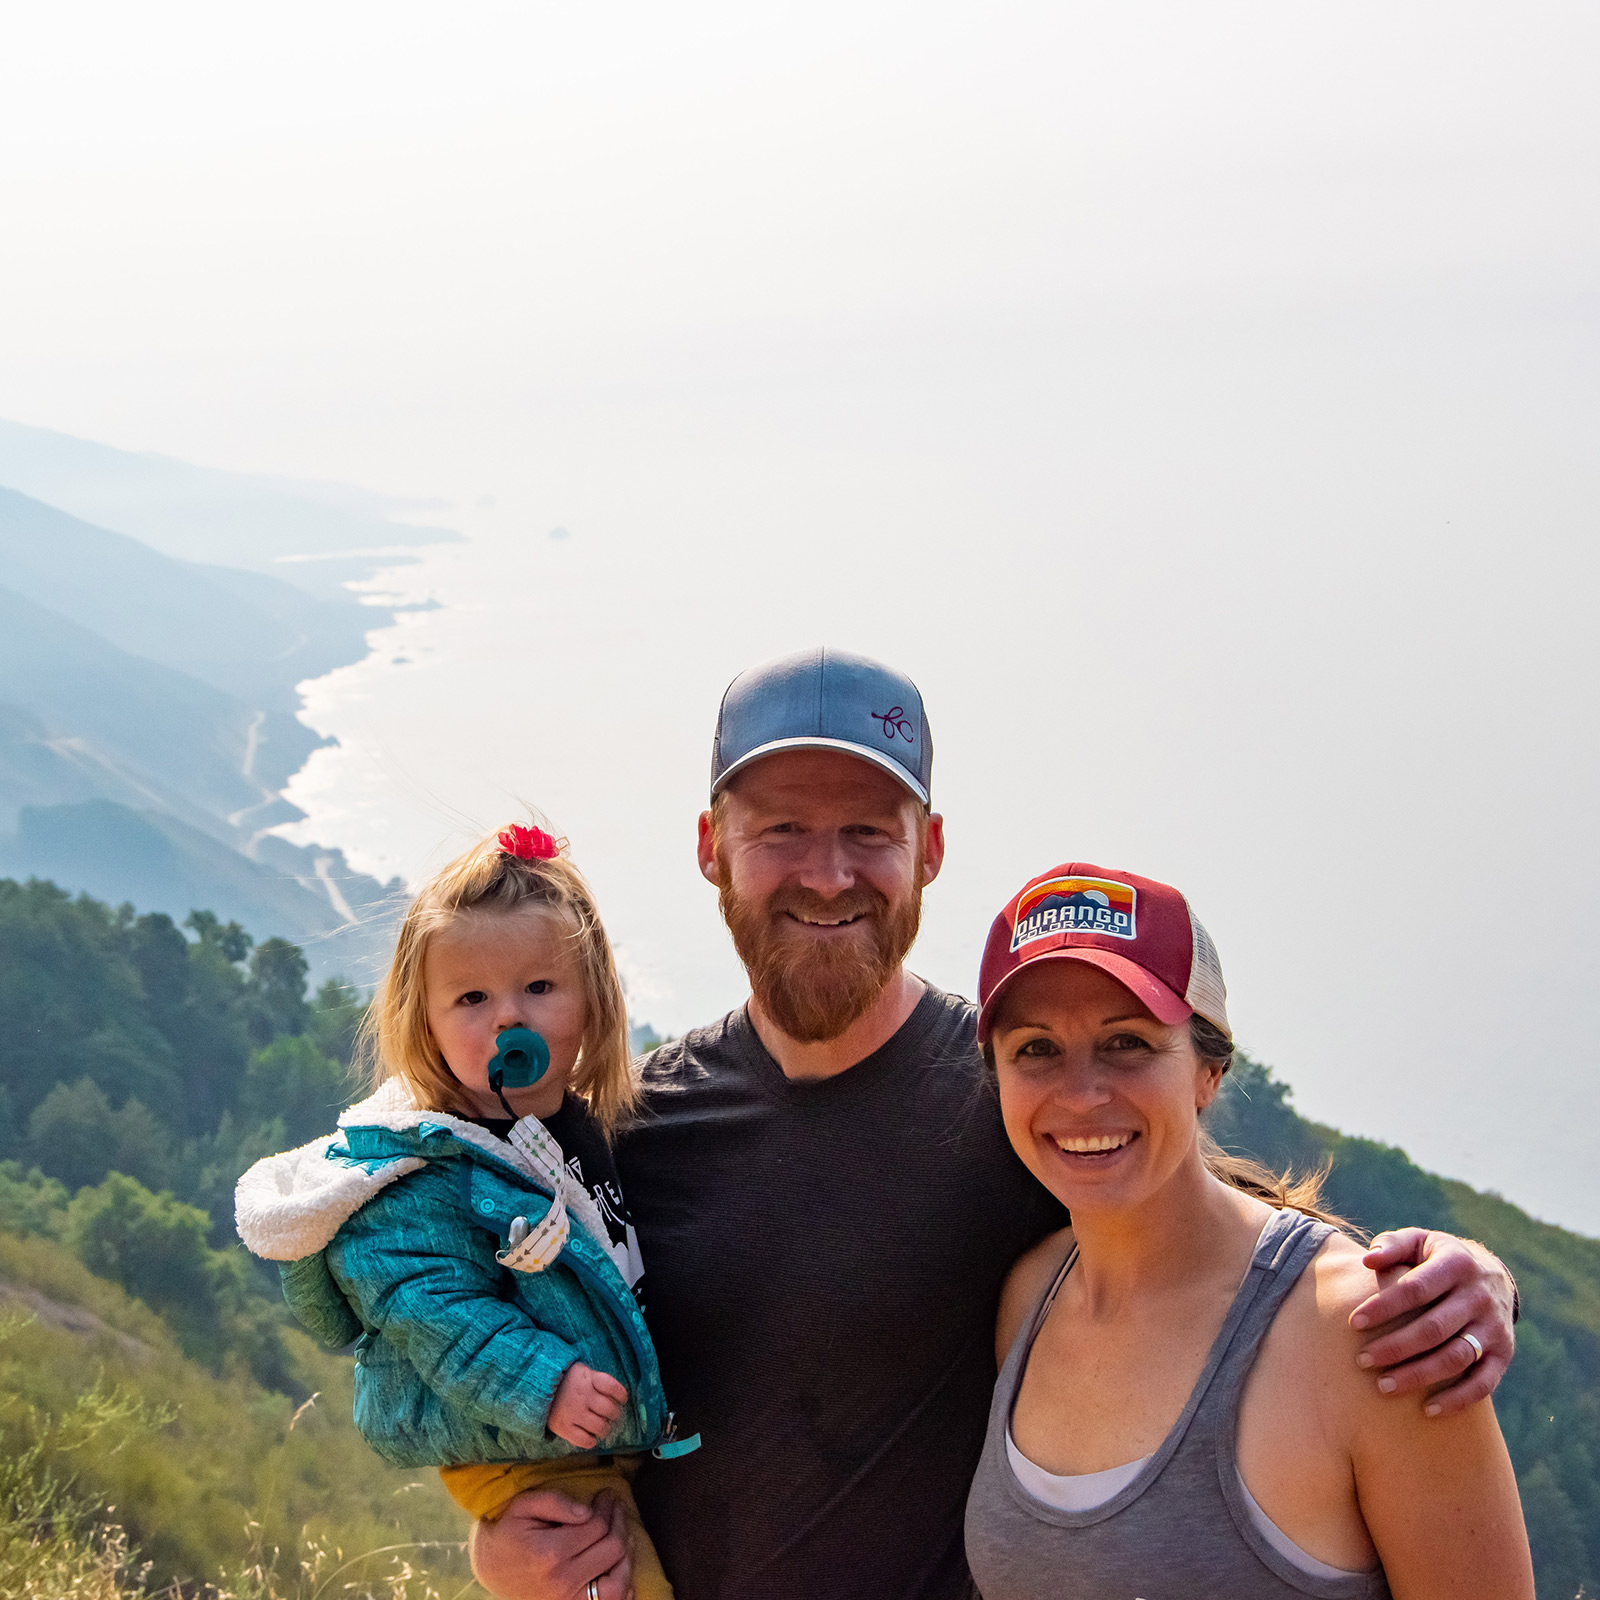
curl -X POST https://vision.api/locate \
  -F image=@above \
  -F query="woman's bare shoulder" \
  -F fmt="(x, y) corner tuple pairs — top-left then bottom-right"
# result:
(1275, 1228), (1428, 1430)
(1276, 1230), (1381, 1368)
(996, 1226), (1075, 1369)
(1308, 1228), (1385, 1326)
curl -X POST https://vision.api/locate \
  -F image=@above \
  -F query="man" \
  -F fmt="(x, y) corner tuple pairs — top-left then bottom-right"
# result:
(473, 647), (1516, 1600)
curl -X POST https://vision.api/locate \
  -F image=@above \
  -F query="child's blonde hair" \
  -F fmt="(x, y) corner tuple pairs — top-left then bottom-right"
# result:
(357, 824), (638, 1136)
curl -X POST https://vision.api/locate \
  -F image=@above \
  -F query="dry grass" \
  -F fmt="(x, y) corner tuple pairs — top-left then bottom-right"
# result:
(0, 1309), (476, 1600)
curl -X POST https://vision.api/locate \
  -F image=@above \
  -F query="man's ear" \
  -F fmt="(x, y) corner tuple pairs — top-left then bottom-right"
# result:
(920, 812), (946, 886)
(697, 810), (722, 886)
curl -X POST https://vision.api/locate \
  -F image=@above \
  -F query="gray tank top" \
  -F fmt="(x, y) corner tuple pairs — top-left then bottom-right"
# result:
(965, 1208), (1391, 1600)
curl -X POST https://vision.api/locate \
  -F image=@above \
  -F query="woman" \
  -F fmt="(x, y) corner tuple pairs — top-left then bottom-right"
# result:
(964, 862), (1532, 1600)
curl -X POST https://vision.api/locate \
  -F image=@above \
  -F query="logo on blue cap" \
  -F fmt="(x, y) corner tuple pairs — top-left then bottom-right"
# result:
(870, 706), (916, 744)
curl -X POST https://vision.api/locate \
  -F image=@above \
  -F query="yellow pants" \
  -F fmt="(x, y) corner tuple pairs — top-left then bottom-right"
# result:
(441, 1457), (672, 1600)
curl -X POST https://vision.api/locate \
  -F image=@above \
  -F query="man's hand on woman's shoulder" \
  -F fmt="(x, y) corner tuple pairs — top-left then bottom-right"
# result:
(1345, 1227), (1516, 1417)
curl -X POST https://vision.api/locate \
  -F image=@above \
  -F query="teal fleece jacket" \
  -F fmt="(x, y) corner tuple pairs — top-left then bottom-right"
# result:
(234, 1078), (674, 1469)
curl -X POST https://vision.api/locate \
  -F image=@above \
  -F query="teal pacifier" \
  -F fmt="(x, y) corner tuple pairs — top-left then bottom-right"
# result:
(488, 1026), (550, 1117)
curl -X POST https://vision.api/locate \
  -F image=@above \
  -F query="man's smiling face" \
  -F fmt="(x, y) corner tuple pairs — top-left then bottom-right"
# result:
(698, 748), (945, 1041)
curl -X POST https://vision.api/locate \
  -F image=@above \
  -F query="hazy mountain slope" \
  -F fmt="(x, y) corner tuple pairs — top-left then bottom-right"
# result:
(0, 585), (320, 832)
(0, 472), (408, 968)
(0, 417), (456, 601)
(0, 801), (396, 984)
(0, 486), (376, 713)
(0, 440), (418, 980)
(191, 557), (390, 680)
(0, 704), (163, 827)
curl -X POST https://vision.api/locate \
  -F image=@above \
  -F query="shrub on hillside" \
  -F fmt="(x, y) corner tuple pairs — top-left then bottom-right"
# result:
(62, 1173), (290, 1387)
(0, 1162), (69, 1236)
(1319, 1132), (1455, 1238)
(248, 937), (311, 1040)
(184, 1112), (298, 1248)
(1205, 1053), (1326, 1175)
(66, 1175), (214, 1332)
(240, 1035), (352, 1149)
(0, 1341), (166, 1600)
(27, 1079), (175, 1194)
(308, 977), (367, 1067)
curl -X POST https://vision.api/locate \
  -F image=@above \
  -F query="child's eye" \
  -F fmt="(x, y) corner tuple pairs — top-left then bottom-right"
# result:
(458, 990), (488, 1007)
(525, 980), (551, 995)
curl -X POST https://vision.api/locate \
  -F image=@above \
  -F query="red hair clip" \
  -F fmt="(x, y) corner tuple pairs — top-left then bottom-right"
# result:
(498, 824), (559, 861)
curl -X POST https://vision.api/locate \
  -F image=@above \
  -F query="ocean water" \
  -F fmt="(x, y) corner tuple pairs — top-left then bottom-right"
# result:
(271, 298), (1600, 1235)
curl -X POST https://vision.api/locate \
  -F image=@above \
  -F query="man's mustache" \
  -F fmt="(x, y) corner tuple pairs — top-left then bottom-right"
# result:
(766, 886), (887, 925)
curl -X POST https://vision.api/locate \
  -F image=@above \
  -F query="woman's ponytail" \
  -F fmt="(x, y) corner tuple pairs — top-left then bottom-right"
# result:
(1190, 1016), (1358, 1234)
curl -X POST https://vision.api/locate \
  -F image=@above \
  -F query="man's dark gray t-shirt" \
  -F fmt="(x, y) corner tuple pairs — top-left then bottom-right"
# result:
(617, 985), (1065, 1600)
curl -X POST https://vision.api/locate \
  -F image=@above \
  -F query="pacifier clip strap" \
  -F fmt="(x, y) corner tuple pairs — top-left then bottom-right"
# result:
(496, 1118), (570, 1273)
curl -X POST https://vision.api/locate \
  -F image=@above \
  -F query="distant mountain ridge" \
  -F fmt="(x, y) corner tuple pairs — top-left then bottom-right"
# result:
(0, 423), (442, 977)
(0, 417), (458, 601)
(0, 486), (378, 714)
(0, 802), (397, 986)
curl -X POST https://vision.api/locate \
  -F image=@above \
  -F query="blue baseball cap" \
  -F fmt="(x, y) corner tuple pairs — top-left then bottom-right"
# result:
(710, 647), (933, 804)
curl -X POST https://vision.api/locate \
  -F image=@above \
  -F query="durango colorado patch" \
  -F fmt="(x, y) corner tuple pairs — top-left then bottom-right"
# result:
(1011, 875), (1138, 949)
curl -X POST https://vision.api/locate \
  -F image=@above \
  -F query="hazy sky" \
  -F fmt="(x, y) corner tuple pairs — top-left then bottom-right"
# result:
(2, 2), (1597, 1232)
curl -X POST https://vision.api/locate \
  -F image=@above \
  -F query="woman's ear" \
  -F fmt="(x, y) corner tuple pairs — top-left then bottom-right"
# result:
(1195, 1061), (1226, 1111)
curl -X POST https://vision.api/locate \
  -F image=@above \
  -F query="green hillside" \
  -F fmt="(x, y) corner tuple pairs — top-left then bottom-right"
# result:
(1, 877), (1595, 1598)
(0, 878), (475, 1597)
(1209, 1058), (1600, 1599)
(0, 1221), (474, 1598)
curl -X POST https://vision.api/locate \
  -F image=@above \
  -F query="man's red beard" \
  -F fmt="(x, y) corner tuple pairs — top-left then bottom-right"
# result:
(716, 849), (925, 1043)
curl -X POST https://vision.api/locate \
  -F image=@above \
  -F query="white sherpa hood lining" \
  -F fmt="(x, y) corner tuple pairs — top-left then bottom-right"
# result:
(234, 1076), (612, 1263)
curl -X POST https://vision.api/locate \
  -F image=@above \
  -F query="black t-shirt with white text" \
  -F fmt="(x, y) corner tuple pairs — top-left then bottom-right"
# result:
(473, 1093), (646, 1307)
(617, 986), (1065, 1600)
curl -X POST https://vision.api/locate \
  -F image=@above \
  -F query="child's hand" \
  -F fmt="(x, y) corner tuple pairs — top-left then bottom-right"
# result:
(548, 1363), (629, 1449)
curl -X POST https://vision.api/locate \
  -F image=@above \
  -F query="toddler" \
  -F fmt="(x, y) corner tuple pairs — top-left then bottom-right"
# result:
(236, 822), (692, 1600)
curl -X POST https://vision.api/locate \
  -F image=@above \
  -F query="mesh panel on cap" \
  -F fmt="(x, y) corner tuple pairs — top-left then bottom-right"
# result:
(1183, 901), (1230, 1036)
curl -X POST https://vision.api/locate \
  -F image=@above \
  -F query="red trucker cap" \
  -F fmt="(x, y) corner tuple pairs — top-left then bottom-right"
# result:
(976, 862), (1230, 1045)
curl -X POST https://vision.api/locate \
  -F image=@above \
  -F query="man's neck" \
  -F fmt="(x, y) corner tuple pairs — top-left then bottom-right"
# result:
(747, 968), (927, 1082)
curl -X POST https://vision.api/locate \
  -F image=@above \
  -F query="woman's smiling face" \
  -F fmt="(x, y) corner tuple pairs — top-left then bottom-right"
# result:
(990, 959), (1226, 1214)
